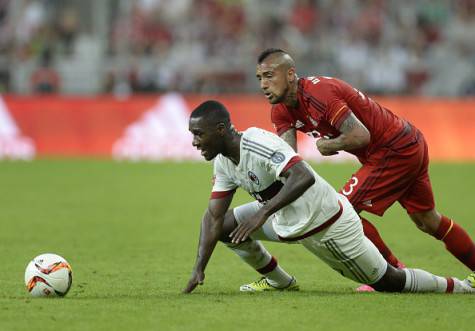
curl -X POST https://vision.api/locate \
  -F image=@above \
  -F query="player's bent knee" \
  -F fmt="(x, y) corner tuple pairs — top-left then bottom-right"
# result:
(219, 210), (238, 243)
(409, 210), (441, 235)
(371, 264), (405, 292)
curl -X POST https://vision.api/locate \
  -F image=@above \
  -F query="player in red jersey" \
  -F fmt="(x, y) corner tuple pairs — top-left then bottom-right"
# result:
(255, 48), (475, 290)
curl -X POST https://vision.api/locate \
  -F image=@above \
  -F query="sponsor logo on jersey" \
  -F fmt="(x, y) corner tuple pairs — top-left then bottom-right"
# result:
(270, 151), (285, 164)
(248, 171), (259, 185)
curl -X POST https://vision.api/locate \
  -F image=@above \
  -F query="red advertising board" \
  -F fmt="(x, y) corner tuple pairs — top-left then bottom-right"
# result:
(1, 94), (474, 161)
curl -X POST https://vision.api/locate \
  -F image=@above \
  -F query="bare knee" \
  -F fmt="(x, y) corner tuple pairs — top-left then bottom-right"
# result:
(409, 209), (441, 234)
(219, 210), (238, 243)
(371, 264), (405, 292)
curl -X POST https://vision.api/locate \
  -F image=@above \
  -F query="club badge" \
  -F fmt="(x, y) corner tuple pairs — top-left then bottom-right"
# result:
(270, 152), (285, 164)
(248, 171), (260, 185)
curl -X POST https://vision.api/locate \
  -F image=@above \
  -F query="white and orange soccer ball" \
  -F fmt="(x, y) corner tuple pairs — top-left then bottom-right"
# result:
(24, 253), (73, 297)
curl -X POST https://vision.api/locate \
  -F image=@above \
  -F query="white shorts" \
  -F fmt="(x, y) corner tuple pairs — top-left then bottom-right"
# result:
(233, 195), (388, 284)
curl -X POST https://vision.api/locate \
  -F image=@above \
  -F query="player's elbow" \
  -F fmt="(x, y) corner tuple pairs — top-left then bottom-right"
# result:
(359, 127), (371, 146)
(304, 171), (316, 186)
(285, 162), (315, 191)
(357, 135), (370, 148)
(298, 168), (315, 190)
(361, 129), (371, 146)
(349, 129), (370, 149)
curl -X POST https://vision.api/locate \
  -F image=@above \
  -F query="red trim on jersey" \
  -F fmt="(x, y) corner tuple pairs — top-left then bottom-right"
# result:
(210, 189), (236, 200)
(257, 256), (277, 274)
(278, 200), (343, 242)
(332, 108), (351, 129)
(330, 105), (348, 126)
(282, 155), (303, 173)
(445, 277), (454, 293)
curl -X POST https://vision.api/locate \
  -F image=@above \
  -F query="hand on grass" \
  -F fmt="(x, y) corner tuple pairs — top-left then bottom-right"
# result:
(183, 269), (205, 294)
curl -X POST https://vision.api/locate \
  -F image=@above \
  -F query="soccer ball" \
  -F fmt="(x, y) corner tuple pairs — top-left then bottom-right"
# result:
(24, 253), (73, 297)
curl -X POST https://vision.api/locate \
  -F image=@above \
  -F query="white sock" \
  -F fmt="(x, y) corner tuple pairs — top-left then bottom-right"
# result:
(265, 264), (295, 288)
(403, 268), (466, 293)
(225, 240), (292, 287)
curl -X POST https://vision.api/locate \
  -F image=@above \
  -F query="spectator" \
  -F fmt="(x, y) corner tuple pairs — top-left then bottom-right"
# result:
(1, 0), (475, 96)
(30, 48), (60, 94)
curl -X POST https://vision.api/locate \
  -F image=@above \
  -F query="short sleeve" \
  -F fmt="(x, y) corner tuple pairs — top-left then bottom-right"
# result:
(327, 99), (351, 129)
(210, 156), (237, 199)
(246, 128), (302, 180)
(322, 81), (352, 129)
(271, 104), (295, 136)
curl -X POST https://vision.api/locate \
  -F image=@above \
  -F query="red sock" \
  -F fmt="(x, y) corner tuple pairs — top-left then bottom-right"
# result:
(433, 215), (475, 270)
(360, 217), (402, 268)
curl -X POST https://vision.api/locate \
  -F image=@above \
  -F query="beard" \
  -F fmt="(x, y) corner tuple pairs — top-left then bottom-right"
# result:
(269, 85), (290, 104)
(269, 93), (284, 104)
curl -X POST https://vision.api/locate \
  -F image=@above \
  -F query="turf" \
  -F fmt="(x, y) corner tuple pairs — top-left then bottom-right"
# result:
(0, 160), (474, 331)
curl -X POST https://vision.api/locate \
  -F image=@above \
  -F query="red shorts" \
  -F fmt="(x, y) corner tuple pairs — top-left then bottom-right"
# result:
(339, 129), (435, 216)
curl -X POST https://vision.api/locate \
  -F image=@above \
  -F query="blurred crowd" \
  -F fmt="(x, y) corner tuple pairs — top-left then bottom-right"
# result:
(0, 0), (474, 96)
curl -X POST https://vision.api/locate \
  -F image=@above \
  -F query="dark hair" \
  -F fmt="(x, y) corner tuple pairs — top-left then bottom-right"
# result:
(257, 48), (287, 64)
(190, 100), (231, 127)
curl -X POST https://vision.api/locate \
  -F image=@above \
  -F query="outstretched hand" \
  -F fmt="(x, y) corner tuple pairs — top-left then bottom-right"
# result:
(229, 212), (267, 243)
(183, 269), (205, 294)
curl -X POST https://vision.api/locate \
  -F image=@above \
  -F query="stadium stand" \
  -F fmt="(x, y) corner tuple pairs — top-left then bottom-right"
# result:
(0, 0), (474, 96)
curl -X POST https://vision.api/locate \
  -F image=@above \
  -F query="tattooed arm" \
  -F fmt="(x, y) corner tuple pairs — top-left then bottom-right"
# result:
(279, 128), (298, 152)
(316, 112), (370, 155)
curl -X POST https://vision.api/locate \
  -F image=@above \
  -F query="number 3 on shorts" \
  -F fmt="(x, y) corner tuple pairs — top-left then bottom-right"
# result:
(342, 176), (359, 196)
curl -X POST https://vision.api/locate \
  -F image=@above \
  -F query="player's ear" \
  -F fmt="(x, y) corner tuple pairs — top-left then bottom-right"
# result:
(216, 122), (226, 135)
(287, 67), (296, 82)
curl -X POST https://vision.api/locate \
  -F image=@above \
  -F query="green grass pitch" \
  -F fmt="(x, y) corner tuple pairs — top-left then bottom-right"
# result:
(0, 160), (474, 331)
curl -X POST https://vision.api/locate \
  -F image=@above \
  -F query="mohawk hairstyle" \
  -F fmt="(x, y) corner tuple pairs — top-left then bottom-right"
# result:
(257, 48), (288, 64)
(190, 100), (231, 127)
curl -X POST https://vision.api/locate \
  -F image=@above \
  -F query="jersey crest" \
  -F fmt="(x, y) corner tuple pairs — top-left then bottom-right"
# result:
(248, 171), (260, 185)
(270, 152), (285, 164)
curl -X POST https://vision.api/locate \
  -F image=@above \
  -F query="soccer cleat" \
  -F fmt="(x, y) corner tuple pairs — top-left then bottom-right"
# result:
(356, 284), (376, 292)
(239, 276), (299, 292)
(396, 262), (406, 269)
(452, 274), (475, 293)
(464, 273), (475, 290)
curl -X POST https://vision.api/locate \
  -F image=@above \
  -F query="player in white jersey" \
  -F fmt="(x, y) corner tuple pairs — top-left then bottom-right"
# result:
(213, 128), (341, 240)
(183, 100), (475, 294)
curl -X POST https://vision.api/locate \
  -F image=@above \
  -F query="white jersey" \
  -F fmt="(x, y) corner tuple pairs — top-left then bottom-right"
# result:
(211, 127), (341, 239)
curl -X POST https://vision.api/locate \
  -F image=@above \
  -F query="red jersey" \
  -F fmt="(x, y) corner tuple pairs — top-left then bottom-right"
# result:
(271, 76), (408, 163)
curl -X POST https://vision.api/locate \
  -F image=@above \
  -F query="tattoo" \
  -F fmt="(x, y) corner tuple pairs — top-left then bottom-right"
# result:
(287, 91), (298, 108)
(280, 129), (297, 151)
(285, 81), (299, 108)
(334, 112), (370, 150)
(339, 113), (359, 133)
